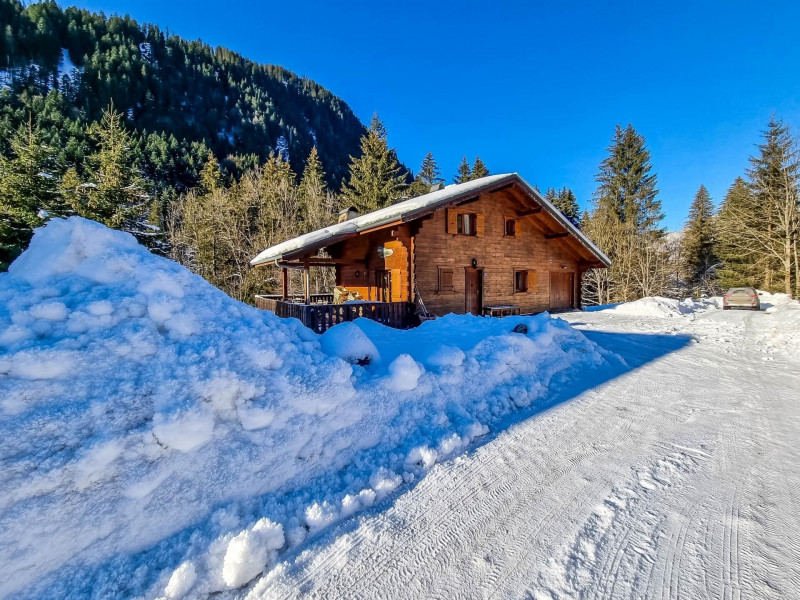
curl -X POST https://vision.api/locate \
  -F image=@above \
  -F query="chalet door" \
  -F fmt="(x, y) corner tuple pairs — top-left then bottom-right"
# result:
(549, 272), (574, 310)
(465, 268), (483, 315)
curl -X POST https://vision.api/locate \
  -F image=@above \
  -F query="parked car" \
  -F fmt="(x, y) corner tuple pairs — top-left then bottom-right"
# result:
(722, 287), (761, 310)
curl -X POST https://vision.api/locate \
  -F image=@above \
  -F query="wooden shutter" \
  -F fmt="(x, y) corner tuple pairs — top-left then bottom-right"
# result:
(447, 209), (458, 234)
(476, 213), (485, 237)
(530, 271), (537, 289)
(390, 269), (403, 301)
(438, 268), (454, 292)
(514, 219), (521, 237)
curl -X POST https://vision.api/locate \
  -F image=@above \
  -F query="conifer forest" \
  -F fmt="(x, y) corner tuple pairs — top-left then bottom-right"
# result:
(1, 0), (799, 304)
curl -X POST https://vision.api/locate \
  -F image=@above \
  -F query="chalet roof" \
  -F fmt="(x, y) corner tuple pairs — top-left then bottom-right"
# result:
(250, 173), (610, 268)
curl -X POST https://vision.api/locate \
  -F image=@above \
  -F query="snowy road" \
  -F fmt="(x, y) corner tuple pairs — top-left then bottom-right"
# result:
(248, 307), (800, 599)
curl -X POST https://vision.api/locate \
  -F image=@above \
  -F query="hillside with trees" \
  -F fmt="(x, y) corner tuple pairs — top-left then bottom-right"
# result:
(0, 0), (371, 264)
(0, 0), (366, 186)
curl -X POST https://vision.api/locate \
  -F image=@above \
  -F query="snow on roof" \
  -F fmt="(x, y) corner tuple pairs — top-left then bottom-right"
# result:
(250, 173), (610, 267)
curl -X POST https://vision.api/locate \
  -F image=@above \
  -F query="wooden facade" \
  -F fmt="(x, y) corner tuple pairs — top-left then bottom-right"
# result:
(251, 174), (609, 328)
(324, 183), (602, 316)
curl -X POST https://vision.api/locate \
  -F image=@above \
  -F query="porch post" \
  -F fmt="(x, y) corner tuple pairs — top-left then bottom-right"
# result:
(282, 267), (288, 300)
(303, 267), (311, 305)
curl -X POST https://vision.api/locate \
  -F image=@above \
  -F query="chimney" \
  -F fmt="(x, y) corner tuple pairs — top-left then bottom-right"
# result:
(429, 182), (445, 192)
(338, 206), (359, 223)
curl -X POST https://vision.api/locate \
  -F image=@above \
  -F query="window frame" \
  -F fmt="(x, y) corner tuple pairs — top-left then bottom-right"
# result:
(504, 217), (518, 237)
(457, 212), (478, 236)
(514, 269), (529, 294)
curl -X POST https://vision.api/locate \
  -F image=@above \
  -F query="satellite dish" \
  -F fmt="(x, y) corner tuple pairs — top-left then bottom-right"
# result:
(377, 246), (394, 258)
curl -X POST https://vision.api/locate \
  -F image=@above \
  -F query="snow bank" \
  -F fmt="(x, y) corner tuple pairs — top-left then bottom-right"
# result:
(0, 218), (611, 599)
(759, 293), (800, 357)
(588, 296), (717, 318)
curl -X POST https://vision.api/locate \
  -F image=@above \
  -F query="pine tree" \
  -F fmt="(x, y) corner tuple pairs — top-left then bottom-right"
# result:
(67, 105), (148, 228)
(471, 156), (489, 179)
(299, 145), (332, 232)
(553, 187), (581, 227)
(744, 116), (799, 294)
(0, 119), (62, 268)
(418, 152), (443, 187)
(716, 177), (759, 289)
(681, 185), (718, 294)
(454, 156), (472, 184)
(198, 151), (223, 194)
(594, 124), (663, 235)
(409, 152), (444, 197)
(341, 113), (406, 213)
(583, 124), (667, 303)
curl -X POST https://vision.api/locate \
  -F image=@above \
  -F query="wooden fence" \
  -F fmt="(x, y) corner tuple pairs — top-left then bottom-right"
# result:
(255, 296), (418, 334)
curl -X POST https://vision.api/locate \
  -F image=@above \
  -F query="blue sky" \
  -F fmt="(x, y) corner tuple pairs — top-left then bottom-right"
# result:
(69, 0), (800, 230)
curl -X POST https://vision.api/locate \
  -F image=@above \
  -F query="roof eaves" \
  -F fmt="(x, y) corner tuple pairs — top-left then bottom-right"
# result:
(516, 177), (611, 267)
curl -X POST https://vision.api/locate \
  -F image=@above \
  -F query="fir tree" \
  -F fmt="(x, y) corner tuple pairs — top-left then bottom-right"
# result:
(553, 187), (581, 227)
(681, 185), (718, 293)
(594, 124), (663, 235)
(341, 113), (406, 213)
(418, 152), (443, 187)
(67, 105), (148, 228)
(409, 152), (444, 196)
(198, 151), (223, 195)
(299, 146), (332, 232)
(0, 119), (62, 268)
(454, 156), (472, 184)
(744, 116), (799, 294)
(471, 156), (489, 179)
(716, 177), (759, 289)
(582, 124), (667, 303)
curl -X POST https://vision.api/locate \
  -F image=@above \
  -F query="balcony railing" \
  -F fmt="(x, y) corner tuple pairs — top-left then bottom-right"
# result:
(255, 296), (418, 334)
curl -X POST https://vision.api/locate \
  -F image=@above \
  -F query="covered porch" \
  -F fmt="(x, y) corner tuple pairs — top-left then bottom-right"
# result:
(254, 295), (417, 334)
(252, 223), (418, 334)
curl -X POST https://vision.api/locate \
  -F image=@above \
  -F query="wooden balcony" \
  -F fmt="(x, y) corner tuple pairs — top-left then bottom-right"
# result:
(255, 295), (418, 334)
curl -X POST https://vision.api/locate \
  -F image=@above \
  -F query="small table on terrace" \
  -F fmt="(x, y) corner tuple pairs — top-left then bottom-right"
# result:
(483, 305), (521, 317)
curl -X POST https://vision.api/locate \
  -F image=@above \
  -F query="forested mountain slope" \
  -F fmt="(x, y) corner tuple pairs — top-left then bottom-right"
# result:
(0, 0), (365, 190)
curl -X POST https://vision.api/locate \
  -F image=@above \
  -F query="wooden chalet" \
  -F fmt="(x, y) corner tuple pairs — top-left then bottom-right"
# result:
(250, 173), (610, 332)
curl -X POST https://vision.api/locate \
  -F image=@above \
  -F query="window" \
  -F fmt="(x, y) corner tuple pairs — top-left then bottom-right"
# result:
(438, 267), (454, 292)
(457, 212), (477, 236)
(514, 270), (529, 293)
(504, 217), (518, 237)
(447, 209), (484, 236)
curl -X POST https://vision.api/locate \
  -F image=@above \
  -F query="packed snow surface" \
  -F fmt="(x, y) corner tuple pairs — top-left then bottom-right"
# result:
(0, 218), (609, 599)
(250, 293), (800, 600)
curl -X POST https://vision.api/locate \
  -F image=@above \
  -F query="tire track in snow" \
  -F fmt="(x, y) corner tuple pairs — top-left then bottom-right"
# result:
(246, 308), (800, 600)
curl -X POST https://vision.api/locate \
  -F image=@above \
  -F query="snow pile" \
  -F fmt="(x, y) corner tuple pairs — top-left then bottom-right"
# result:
(759, 293), (800, 357)
(0, 218), (611, 599)
(590, 296), (717, 318)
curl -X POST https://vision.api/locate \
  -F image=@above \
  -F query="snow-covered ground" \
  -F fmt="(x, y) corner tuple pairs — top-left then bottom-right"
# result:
(0, 218), (610, 599)
(247, 295), (800, 600)
(2, 219), (799, 599)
